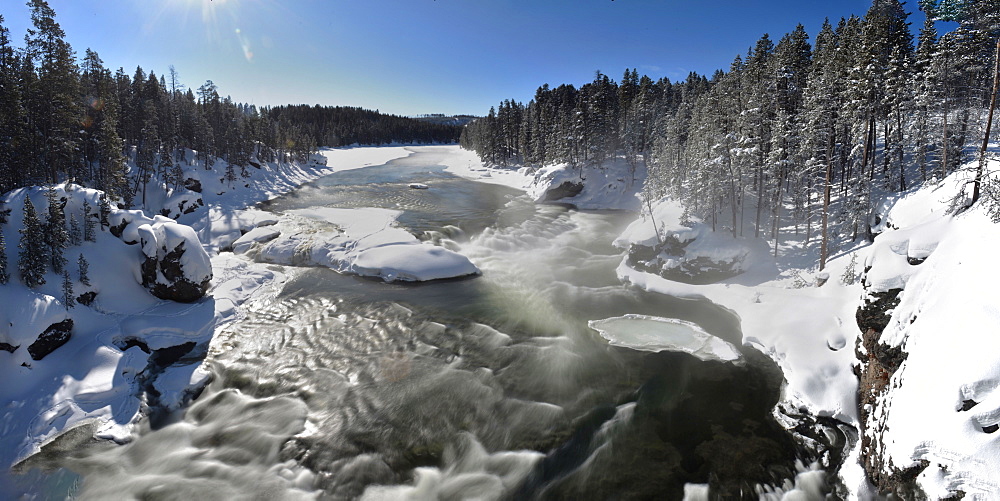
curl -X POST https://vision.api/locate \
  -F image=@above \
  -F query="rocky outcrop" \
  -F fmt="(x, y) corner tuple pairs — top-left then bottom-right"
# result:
(855, 279), (923, 495)
(140, 239), (211, 303)
(27, 319), (73, 361)
(625, 235), (749, 285)
(112, 210), (213, 303)
(542, 180), (584, 202)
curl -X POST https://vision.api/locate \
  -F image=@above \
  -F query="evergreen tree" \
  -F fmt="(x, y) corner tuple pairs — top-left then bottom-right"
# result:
(68, 213), (81, 246)
(61, 268), (74, 308)
(0, 230), (9, 285)
(98, 194), (111, 230)
(18, 195), (47, 288)
(77, 252), (89, 286)
(82, 200), (96, 242)
(23, 0), (82, 183)
(44, 185), (67, 273)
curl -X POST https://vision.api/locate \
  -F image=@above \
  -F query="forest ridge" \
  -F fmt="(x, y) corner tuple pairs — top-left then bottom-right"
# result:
(461, 0), (1000, 269)
(0, 0), (461, 208)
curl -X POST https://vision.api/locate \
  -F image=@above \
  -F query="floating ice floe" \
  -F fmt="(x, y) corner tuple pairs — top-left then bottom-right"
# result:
(588, 314), (741, 362)
(408, 183), (429, 190)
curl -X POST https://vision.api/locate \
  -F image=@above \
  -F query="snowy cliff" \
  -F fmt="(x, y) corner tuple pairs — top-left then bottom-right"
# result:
(855, 167), (1000, 498)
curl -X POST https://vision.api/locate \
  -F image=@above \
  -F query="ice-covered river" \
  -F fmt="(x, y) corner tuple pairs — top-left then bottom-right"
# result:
(16, 151), (842, 499)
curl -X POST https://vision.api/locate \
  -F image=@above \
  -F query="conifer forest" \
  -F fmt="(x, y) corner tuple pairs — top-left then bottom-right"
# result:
(461, 0), (1000, 269)
(0, 1), (461, 207)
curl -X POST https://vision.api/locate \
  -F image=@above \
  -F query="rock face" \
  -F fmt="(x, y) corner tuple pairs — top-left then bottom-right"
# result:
(27, 319), (73, 361)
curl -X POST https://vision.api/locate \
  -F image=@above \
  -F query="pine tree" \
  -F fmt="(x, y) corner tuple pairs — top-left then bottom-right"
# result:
(44, 186), (68, 273)
(98, 194), (111, 230)
(18, 195), (47, 288)
(68, 213), (81, 246)
(77, 252), (89, 286)
(24, 0), (83, 183)
(82, 200), (96, 242)
(0, 230), (9, 285)
(61, 268), (74, 309)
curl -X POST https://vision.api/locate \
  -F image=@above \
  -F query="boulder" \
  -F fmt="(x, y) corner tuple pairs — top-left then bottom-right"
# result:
(138, 220), (213, 303)
(27, 319), (73, 361)
(542, 180), (584, 202)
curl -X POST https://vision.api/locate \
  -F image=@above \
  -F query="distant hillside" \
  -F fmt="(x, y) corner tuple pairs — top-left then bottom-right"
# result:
(267, 106), (463, 147)
(412, 114), (479, 127)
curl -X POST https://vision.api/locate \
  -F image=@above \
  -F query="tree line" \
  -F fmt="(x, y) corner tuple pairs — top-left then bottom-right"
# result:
(462, 0), (1000, 269)
(267, 105), (462, 147)
(0, 0), (460, 209)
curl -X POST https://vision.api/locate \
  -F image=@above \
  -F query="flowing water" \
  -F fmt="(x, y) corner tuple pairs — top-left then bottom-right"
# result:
(13, 151), (845, 499)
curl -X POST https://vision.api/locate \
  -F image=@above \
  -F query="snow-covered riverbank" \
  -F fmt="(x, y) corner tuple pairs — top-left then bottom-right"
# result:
(0, 146), (464, 485)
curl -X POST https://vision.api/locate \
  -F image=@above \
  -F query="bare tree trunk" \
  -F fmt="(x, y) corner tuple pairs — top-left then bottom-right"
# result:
(942, 104), (950, 179)
(972, 39), (1000, 205)
(820, 135), (834, 271)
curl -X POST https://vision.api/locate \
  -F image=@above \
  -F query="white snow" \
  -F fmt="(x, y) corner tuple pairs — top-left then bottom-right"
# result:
(589, 314), (741, 362)
(251, 207), (480, 282)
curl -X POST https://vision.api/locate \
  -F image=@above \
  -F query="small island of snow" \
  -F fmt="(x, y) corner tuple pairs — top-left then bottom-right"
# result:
(589, 314), (742, 362)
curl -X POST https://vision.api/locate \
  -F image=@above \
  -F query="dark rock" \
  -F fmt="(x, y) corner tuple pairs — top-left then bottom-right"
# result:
(142, 240), (211, 303)
(27, 319), (73, 361)
(180, 197), (203, 215)
(77, 291), (98, 306)
(1, 342), (18, 353)
(249, 160), (262, 169)
(626, 236), (745, 285)
(542, 181), (584, 201)
(109, 218), (129, 240)
(983, 424), (998, 434)
(959, 399), (979, 411)
(856, 288), (903, 334)
(907, 256), (927, 265)
(183, 177), (202, 193)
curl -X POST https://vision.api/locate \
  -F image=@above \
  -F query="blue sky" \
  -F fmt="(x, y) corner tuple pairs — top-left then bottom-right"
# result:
(1, 0), (912, 116)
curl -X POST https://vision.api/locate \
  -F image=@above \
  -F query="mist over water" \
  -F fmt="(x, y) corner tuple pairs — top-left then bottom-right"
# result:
(18, 152), (841, 499)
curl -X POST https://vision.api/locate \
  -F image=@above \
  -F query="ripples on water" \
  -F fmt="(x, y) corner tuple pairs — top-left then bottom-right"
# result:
(16, 153), (846, 499)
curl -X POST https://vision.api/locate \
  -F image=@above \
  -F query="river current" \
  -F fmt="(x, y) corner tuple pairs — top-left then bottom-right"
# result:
(13, 150), (842, 499)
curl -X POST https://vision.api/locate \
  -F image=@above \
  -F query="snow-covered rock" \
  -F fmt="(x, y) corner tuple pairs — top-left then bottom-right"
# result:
(137, 218), (213, 303)
(251, 207), (480, 282)
(615, 198), (771, 284)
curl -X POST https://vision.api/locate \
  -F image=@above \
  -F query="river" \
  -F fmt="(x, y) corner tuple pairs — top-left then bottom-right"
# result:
(13, 150), (841, 499)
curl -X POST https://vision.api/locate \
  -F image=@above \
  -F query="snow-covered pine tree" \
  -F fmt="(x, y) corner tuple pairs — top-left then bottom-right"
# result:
(77, 252), (89, 286)
(24, 0), (83, 184)
(69, 213), (81, 246)
(61, 268), (74, 308)
(0, 230), (9, 285)
(44, 185), (68, 273)
(18, 196), (47, 288)
(82, 200), (96, 242)
(98, 194), (111, 230)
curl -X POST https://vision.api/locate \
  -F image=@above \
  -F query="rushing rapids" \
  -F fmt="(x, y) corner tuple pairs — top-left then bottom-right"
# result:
(13, 150), (845, 499)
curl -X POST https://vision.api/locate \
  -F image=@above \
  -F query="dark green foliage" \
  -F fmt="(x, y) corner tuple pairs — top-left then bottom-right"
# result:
(18, 195), (47, 288)
(61, 268), (74, 308)
(0, 230), (8, 284)
(44, 185), (67, 273)
(77, 252), (89, 286)
(464, 0), (999, 261)
(82, 200), (95, 242)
